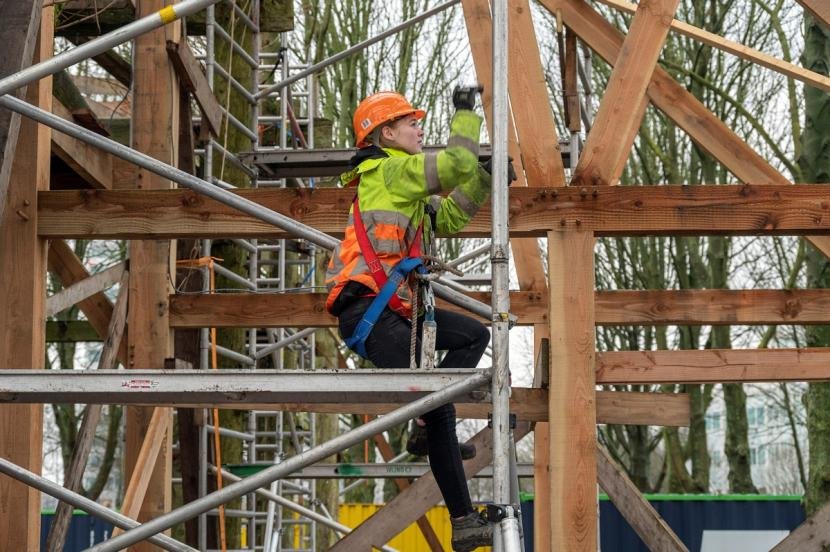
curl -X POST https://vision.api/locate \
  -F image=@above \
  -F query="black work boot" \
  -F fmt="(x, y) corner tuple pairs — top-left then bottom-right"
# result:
(451, 510), (493, 551)
(405, 422), (477, 460)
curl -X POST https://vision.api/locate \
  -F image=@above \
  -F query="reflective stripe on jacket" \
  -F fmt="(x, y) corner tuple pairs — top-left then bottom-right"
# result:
(325, 109), (491, 316)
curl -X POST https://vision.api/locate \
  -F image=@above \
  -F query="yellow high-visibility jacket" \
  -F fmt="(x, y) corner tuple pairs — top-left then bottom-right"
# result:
(325, 109), (491, 316)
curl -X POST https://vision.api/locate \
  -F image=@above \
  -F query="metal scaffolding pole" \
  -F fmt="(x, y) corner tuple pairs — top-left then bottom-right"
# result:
(0, 93), (494, 321)
(491, 0), (522, 551)
(253, 0), (460, 100)
(0, 0), (220, 98)
(82, 372), (490, 552)
(0, 459), (195, 552)
(215, 468), (398, 552)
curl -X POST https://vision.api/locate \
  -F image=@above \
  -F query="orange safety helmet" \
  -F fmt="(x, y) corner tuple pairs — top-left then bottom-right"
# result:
(352, 92), (426, 148)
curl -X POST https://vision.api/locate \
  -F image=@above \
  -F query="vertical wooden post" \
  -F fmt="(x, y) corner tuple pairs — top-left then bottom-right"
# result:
(0, 6), (52, 550)
(548, 229), (598, 551)
(126, 1), (180, 548)
(532, 324), (552, 551)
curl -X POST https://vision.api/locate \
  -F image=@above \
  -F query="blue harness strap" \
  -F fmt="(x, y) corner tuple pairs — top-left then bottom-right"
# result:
(344, 256), (424, 359)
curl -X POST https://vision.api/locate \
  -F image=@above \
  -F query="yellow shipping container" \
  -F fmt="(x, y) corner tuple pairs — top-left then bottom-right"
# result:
(339, 503), (493, 552)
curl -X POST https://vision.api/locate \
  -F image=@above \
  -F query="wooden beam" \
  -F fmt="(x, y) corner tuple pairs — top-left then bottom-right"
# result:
(506, 0), (567, 188)
(112, 407), (172, 538)
(330, 423), (531, 550)
(125, 2), (178, 544)
(172, 390), (690, 427)
(46, 261), (124, 317)
(50, 99), (113, 189)
(66, 36), (132, 88)
(770, 498), (830, 551)
(596, 444), (688, 552)
(371, 432), (444, 551)
(166, 40), (223, 137)
(543, 0), (789, 187)
(0, 7), (51, 550)
(549, 0), (830, 262)
(461, 0), (551, 293)
(533, 334), (552, 551)
(45, 271), (128, 552)
(797, 0), (830, 28)
(596, 288), (830, 325)
(169, 288), (830, 328)
(47, 240), (127, 364)
(40, 184), (830, 239)
(168, 291), (547, 327)
(549, 228), (597, 551)
(0, 0), (43, 227)
(573, 0), (679, 187)
(597, 0), (830, 92)
(597, 348), (830, 384)
(55, 0), (136, 36)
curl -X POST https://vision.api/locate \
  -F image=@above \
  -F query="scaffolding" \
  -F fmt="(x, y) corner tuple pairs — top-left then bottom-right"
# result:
(5, 0), (830, 551)
(1, 1), (514, 550)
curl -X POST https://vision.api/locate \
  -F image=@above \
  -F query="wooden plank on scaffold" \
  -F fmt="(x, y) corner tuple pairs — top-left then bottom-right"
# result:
(0, 6), (52, 550)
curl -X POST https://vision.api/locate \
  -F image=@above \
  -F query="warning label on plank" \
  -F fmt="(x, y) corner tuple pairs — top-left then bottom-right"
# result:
(121, 379), (159, 389)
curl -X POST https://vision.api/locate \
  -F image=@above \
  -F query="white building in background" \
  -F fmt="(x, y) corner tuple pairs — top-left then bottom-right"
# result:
(705, 383), (807, 495)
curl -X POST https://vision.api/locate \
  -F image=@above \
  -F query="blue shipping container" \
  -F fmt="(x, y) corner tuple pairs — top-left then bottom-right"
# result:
(41, 511), (113, 552)
(520, 495), (805, 552)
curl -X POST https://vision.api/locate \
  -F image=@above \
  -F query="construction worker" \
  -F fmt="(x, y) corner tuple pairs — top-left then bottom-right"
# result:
(326, 87), (507, 551)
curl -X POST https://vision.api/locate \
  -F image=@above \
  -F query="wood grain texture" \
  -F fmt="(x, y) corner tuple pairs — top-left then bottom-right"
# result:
(45, 272), (128, 551)
(330, 424), (531, 550)
(597, 348), (830, 384)
(770, 498), (830, 551)
(548, 229), (598, 551)
(573, 0), (680, 187)
(166, 40), (222, 136)
(0, 9), (51, 550)
(460, 0), (550, 293)
(125, 2), (178, 544)
(596, 289), (830, 325)
(46, 261), (124, 317)
(372, 433), (444, 551)
(0, 0), (43, 227)
(47, 240), (127, 364)
(113, 407), (172, 539)
(597, 0), (830, 92)
(543, 0), (788, 186)
(37, 184), (830, 239)
(166, 389), (690, 427)
(169, 283), (830, 330)
(597, 445), (688, 551)
(797, 0), (830, 28)
(50, 99), (113, 189)
(168, 290), (548, 327)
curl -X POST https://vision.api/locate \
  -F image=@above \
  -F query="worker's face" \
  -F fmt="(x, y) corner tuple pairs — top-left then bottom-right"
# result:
(381, 114), (424, 154)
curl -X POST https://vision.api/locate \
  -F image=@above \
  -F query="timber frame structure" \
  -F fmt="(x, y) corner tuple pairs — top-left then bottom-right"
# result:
(2, 0), (830, 551)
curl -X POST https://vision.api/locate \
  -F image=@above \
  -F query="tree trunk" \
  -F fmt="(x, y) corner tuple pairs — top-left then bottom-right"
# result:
(800, 12), (830, 519)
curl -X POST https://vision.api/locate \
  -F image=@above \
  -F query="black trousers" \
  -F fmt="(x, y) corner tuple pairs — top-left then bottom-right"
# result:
(338, 298), (490, 517)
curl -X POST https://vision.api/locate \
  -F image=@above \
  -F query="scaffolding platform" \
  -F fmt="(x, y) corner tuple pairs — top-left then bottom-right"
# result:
(0, 369), (491, 405)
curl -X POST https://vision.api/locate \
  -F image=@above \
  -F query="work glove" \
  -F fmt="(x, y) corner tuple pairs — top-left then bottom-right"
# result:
(481, 155), (517, 186)
(452, 84), (484, 111)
